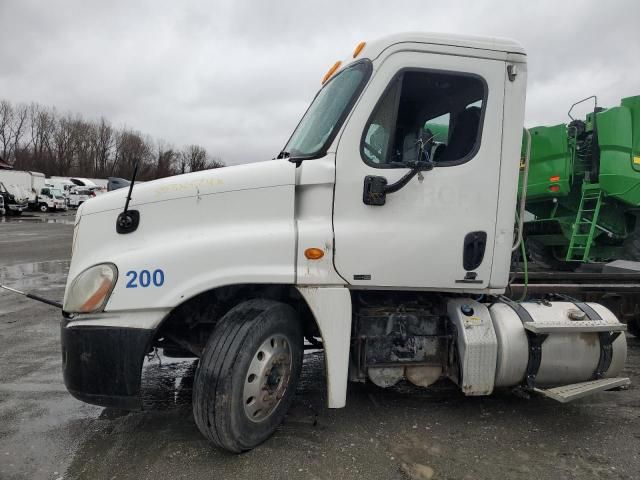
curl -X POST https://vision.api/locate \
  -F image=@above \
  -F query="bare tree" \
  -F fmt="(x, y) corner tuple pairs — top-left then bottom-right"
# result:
(25, 103), (56, 173)
(0, 100), (13, 160)
(112, 128), (154, 179)
(93, 117), (114, 177)
(156, 141), (178, 178)
(52, 113), (76, 174)
(1, 97), (225, 178)
(180, 144), (225, 173)
(11, 104), (28, 163)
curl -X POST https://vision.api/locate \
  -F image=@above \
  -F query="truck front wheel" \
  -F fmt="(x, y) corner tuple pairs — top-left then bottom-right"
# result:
(39, 203), (48, 213)
(193, 299), (303, 452)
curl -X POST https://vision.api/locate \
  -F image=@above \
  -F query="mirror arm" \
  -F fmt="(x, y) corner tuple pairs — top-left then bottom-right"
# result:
(384, 161), (433, 194)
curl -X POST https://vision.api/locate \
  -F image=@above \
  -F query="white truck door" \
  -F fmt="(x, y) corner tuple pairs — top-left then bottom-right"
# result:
(333, 50), (506, 290)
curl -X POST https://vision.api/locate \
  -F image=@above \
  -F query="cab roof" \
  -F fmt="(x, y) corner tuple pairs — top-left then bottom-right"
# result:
(363, 32), (526, 59)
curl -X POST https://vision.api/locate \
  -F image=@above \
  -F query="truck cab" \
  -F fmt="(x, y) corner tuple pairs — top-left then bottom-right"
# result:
(60, 33), (629, 452)
(0, 182), (28, 215)
(38, 187), (67, 212)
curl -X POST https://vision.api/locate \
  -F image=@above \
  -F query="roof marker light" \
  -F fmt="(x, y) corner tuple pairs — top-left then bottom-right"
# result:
(321, 61), (342, 84)
(352, 41), (366, 58)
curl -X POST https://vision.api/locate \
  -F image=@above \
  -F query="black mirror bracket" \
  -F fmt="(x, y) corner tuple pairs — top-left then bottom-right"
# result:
(363, 161), (433, 206)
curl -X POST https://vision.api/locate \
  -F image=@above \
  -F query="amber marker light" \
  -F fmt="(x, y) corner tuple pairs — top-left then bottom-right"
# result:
(80, 277), (113, 312)
(352, 41), (366, 58)
(304, 248), (325, 260)
(550, 175), (560, 182)
(321, 61), (342, 84)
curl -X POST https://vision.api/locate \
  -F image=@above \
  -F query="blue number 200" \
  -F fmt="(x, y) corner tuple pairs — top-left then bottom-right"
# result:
(126, 269), (165, 288)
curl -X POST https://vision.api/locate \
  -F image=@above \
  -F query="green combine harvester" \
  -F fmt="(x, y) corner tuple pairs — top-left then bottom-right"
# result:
(520, 94), (640, 270)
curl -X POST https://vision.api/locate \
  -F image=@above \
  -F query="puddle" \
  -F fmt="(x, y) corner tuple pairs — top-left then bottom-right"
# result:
(0, 259), (70, 289)
(0, 260), (69, 314)
(0, 214), (75, 225)
(140, 355), (197, 410)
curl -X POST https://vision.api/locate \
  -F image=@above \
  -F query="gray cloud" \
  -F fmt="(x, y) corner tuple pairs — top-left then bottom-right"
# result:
(1, 0), (638, 165)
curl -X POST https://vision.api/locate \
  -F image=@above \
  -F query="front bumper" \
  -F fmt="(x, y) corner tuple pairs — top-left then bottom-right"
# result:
(61, 317), (155, 410)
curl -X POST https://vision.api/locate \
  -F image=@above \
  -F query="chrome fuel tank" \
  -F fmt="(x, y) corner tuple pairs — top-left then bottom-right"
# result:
(489, 302), (627, 387)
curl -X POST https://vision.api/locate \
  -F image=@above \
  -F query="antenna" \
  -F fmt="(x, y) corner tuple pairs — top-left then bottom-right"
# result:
(116, 160), (141, 234)
(123, 160), (139, 213)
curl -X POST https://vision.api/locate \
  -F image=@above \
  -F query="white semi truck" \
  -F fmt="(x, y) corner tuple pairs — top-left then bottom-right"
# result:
(60, 33), (629, 452)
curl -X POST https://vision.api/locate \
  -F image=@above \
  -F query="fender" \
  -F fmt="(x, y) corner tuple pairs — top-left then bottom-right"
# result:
(297, 286), (352, 408)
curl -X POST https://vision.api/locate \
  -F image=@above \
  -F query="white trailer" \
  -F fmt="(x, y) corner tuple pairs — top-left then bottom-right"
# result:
(60, 33), (629, 453)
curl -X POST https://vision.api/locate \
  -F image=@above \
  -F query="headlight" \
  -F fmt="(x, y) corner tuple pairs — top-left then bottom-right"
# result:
(64, 263), (118, 313)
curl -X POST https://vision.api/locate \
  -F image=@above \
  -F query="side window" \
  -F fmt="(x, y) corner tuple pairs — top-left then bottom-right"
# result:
(424, 113), (450, 143)
(361, 70), (486, 167)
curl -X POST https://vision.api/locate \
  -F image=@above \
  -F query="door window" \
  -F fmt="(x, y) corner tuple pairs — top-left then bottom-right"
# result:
(361, 70), (486, 167)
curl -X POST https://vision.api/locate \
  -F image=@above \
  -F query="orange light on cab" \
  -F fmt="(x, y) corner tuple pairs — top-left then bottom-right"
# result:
(321, 61), (342, 84)
(304, 248), (325, 260)
(550, 175), (560, 182)
(352, 41), (366, 58)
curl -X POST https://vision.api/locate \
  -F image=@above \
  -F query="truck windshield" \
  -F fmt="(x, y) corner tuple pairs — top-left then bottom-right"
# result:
(283, 60), (371, 159)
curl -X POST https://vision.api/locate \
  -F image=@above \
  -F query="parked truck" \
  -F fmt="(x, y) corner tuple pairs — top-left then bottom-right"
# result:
(0, 181), (28, 215)
(60, 33), (630, 453)
(521, 95), (640, 270)
(0, 169), (45, 209)
(36, 186), (68, 212)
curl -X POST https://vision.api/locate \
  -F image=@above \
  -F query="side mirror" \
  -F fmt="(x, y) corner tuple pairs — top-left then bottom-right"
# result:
(363, 161), (433, 206)
(362, 176), (388, 206)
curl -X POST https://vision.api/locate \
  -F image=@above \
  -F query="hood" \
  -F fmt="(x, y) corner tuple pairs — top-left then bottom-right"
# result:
(81, 159), (296, 216)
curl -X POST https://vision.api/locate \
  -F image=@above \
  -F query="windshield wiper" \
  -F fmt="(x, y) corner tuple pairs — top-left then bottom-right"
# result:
(276, 150), (290, 159)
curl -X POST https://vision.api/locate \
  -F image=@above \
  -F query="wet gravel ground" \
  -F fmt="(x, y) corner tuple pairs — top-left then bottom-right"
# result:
(1, 211), (639, 480)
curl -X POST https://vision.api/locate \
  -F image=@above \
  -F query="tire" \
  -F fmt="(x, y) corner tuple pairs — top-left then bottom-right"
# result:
(526, 238), (579, 272)
(193, 299), (303, 452)
(39, 203), (48, 213)
(621, 228), (640, 262)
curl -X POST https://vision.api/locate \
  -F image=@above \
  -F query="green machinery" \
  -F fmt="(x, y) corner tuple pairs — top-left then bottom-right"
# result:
(520, 95), (640, 270)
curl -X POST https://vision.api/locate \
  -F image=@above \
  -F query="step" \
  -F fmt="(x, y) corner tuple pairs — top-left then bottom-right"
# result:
(523, 320), (627, 334)
(534, 377), (630, 403)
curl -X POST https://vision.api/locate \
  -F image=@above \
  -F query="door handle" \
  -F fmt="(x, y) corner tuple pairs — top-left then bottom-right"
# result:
(463, 231), (487, 270)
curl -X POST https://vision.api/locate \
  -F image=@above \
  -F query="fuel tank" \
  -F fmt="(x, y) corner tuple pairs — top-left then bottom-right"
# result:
(489, 301), (627, 387)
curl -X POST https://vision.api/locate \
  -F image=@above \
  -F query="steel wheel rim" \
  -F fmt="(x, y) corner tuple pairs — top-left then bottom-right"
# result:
(243, 334), (292, 423)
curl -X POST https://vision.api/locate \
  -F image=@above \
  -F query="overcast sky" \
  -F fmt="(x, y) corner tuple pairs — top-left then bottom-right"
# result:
(1, 0), (639, 165)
